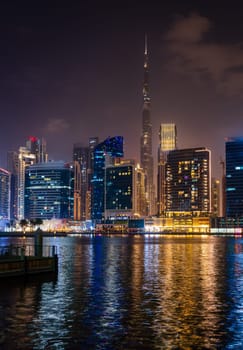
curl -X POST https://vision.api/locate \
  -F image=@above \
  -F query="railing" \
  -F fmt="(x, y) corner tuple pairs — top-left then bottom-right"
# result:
(0, 245), (57, 259)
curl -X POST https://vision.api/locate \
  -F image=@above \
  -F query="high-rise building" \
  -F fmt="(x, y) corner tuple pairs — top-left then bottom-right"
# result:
(17, 146), (36, 219)
(157, 123), (177, 215)
(225, 137), (243, 218)
(16, 137), (48, 220)
(7, 150), (19, 220)
(25, 161), (74, 220)
(73, 144), (89, 221)
(0, 168), (10, 221)
(140, 35), (154, 215)
(73, 137), (99, 221)
(91, 136), (123, 223)
(26, 136), (48, 163)
(105, 159), (146, 220)
(166, 148), (211, 213)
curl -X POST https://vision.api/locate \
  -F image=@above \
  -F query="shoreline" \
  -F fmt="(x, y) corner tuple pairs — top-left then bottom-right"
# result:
(1, 231), (243, 237)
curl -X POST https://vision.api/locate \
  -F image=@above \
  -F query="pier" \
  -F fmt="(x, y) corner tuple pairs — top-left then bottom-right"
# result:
(0, 231), (58, 278)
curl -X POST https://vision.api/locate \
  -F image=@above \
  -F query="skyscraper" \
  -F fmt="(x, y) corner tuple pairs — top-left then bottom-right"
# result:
(166, 148), (211, 213)
(105, 159), (146, 220)
(16, 137), (48, 220)
(25, 161), (74, 220)
(0, 168), (10, 221)
(73, 137), (99, 221)
(91, 136), (123, 223)
(157, 123), (177, 215)
(225, 137), (243, 218)
(7, 150), (19, 220)
(73, 143), (89, 221)
(140, 35), (154, 215)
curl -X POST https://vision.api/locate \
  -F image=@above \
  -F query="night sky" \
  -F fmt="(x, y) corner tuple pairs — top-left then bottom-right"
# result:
(1, 1), (243, 178)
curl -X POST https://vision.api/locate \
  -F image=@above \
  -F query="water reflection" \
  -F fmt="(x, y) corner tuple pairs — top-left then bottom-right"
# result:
(1, 235), (243, 349)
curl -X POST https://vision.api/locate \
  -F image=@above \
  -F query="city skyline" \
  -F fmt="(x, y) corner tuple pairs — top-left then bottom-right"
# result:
(1, 2), (243, 179)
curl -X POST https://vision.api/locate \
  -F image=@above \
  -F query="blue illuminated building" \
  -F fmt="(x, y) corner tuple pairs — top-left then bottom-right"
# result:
(91, 136), (123, 223)
(25, 161), (74, 220)
(226, 137), (243, 217)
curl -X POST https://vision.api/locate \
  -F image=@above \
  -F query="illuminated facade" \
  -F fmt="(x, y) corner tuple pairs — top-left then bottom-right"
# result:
(91, 136), (124, 223)
(73, 138), (99, 221)
(7, 150), (19, 220)
(25, 161), (74, 220)
(17, 146), (36, 219)
(9, 137), (48, 220)
(26, 136), (48, 163)
(166, 148), (211, 213)
(0, 168), (10, 220)
(105, 160), (146, 219)
(157, 123), (177, 215)
(225, 137), (243, 217)
(140, 35), (154, 215)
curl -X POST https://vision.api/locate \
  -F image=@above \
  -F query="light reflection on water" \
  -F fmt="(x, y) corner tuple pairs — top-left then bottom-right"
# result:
(1, 235), (243, 349)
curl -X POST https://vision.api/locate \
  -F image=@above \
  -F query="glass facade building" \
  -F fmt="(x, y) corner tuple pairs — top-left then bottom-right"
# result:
(91, 136), (123, 223)
(25, 161), (74, 220)
(0, 168), (10, 220)
(225, 138), (243, 217)
(166, 148), (211, 213)
(157, 123), (177, 215)
(106, 164), (133, 212)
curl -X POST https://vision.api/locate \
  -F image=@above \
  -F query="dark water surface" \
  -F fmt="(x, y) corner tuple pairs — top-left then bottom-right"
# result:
(1, 235), (243, 349)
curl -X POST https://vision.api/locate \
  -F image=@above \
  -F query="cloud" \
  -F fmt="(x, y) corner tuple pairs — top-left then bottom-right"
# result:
(164, 13), (243, 96)
(45, 118), (70, 133)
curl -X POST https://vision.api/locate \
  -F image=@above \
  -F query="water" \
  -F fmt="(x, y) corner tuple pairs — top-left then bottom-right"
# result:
(1, 234), (243, 349)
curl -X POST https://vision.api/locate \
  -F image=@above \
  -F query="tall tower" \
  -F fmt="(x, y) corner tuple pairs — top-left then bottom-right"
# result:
(225, 137), (243, 218)
(91, 136), (124, 223)
(140, 35), (154, 215)
(157, 123), (177, 215)
(166, 147), (211, 213)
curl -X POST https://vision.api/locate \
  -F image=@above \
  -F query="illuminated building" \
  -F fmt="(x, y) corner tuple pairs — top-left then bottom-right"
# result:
(73, 137), (99, 221)
(166, 147), (211, 213)
(7, 150), (19, 220)
(17, 146), (36, 219)
(26, 136), (48, 163)
(0, 168), (10, 220)
(225, 137), (243, 218)
(16, 137), (48, 220)
(105, 159), (146, 220)
(211, 178), (220, 217)
(140, 35), (154, 215)
(91, 136), (123, 223)
(157, 123), (177, 215)
(25, 161), (74, 220)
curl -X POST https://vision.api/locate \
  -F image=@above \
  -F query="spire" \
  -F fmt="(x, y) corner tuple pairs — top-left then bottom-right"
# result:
(144, 33), (148, 55)
(143, 34), (150, 103)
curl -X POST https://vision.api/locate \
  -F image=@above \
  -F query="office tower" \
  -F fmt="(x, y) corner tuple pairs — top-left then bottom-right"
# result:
(211, 178), (220, 217)
(140, 35), (154, 215)
(73, 144), (89, 221)
(17, 146), (36, 219)
(105, 159), (146, 220)
(157, 123), (177, 215)
(73, 137), (99, 221)
(225, 137), (243, 218)
(16, 137), (48, 220)
(7, 150), (19, 220)
(25, 161), (74, 220)
(0, 168), (10, 221)
(26, 136), (48, 163)
(91, 136), (123, 223)
(166, 148), (211, 213)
